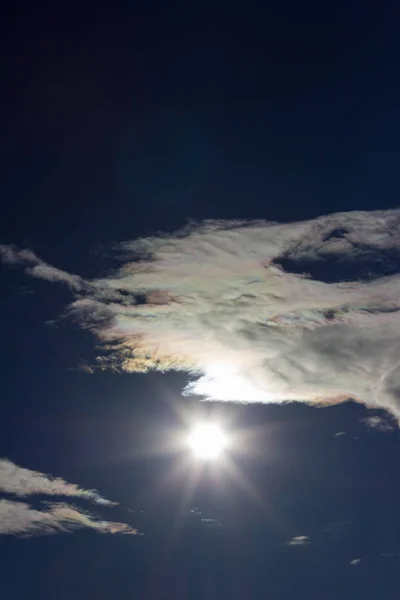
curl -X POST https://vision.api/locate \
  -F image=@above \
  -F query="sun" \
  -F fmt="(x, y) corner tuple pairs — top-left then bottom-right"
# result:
(187, 423), (228, 460)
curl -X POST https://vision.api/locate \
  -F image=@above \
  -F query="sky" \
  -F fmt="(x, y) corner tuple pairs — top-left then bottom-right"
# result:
(1, 2), (400, 599)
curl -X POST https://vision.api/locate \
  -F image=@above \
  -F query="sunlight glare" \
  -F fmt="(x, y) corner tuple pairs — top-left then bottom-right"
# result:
(188, 423), (228, 460)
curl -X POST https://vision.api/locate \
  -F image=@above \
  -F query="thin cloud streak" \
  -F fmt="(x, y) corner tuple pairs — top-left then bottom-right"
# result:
(0, 499), (137, 537)
(286, 535), (310, 546)
(0, 459), (115, 505)
(0, 245), (84, 289)
(1, 209), (400, 416)
(0, 460), (138, 537)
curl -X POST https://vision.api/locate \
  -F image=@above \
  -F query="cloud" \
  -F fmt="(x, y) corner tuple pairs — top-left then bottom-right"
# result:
(0, 499), (137, 537)
(286, 535), (310, 546)
(0, 459), (138, 537)
(200, 518), (222, 527)
(2, 209), (400, 417)
(0, 245), (83, 289)
(0, 459), (114, 505)
(322, 520), (352, 538)
(189, 507), (202, 516)
(286, 522), (352, 550)
(349, 558), (362, 566)
(361, 415), (396, 432)
(189, 507), (221, 527)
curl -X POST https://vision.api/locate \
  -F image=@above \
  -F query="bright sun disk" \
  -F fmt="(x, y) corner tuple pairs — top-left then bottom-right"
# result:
(188, 423), (228, 460)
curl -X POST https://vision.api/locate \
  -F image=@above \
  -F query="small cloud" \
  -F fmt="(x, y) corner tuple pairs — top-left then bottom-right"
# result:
(0, 499), (137, 537)
(381, 552), (400, 558)
(0, 459), (137, 538)
(323, 520), (352, 529)
(0, 245), (84, 290)
(334, 431), (346, 437)
(70, 362), (94, 374)
(361, 415), (396, 432)
(0, 459), (114, 505)
(189, 507), (202, 516)
(19, 285), (35, 295)
(201, 518), (221, 527)
(189, 507), (221, 527)
(349, 558), (362, 566)
(321, 520), (352, 545)
(286, 535), (310, 546)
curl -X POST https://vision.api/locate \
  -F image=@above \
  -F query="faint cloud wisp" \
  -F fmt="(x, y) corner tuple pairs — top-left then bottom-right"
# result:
(0, 499), (136, 537)
(286, 535), (310, 546)
(361, 414), (396, 432)
(0, 459), (114, 505)
(0, 459), (137, 537)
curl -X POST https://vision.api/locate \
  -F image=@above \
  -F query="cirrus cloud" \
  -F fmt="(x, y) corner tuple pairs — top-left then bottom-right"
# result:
(0, 459), (114, 505)
(360, 414), (396, 432)
(0, 459), (137, 537)
(286, 535), (310, 546)
(0, 499), (136, 537)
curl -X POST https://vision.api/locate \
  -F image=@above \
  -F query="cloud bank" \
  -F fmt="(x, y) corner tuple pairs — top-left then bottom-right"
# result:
(0, 460), (137, 537)
(1, 209), (400, 416)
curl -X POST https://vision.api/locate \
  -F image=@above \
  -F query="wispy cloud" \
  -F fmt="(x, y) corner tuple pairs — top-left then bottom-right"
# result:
(0, 459), (114, 505)
(349, 558), (362, 566)
(361, 414), (396, 432)
(0, 459), (137, 537)
(322, 520), (352, 538)
(0, 499), (137, 537)
(189, 507), (221, 527)
(286, 522), (353, 552)
(200, 517), (222, 527)
(2, 209), (400, 417)
(0, 245), (83, 289)
(286, 535), (310, 546)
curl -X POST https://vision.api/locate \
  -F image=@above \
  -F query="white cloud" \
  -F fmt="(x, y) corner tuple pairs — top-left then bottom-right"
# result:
(0, 499), (137, 537)
(2, 209), (400, 417)
(0, 244), (83, 290)
(361, 415), (396, 432)
(286, 535), (310, 546)
(0, 459), (114, 505)
(0, 459), (137, 537)
(349, 558), (362, 566)
(200, 518), (221, 527)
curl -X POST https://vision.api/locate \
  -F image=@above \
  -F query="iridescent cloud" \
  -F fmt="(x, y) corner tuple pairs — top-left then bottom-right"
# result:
(1, 209), (399, 417)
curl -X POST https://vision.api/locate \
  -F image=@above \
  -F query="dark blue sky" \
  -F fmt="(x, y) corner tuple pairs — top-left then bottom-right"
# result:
(1, 2), (400, 599)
